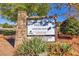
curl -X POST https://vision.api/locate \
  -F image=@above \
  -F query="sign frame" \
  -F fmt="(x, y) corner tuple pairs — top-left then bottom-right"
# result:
(27, 16), (57, 41)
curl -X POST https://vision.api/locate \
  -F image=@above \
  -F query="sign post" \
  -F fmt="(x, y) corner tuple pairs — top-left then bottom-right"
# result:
(53, 16), (58, 41)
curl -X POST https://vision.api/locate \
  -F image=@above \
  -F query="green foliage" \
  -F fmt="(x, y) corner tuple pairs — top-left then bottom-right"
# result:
(0, 24), (3, 27)
(16, 37), (47, 56)
(47, 42), (72, 56)
(2, 23), (13, 28)
(0, 3), (50, 22)
(0, 30), (16, 35)
(60, 17), (79, 35)
(57, 22), (62, 27)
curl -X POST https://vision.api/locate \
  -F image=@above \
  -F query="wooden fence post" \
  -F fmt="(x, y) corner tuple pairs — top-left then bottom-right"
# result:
(15, 11), (28, 48)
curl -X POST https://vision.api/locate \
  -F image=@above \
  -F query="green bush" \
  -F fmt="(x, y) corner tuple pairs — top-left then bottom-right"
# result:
(47, 42), (72, 56)
(2, 23), (13, 28)
(2, 30), (16, 35)
(60, 17), (79, 35)
(16, 37), (47, 56)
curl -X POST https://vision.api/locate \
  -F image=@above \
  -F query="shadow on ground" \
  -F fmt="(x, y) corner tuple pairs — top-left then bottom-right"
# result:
(5, 35), (15, 47)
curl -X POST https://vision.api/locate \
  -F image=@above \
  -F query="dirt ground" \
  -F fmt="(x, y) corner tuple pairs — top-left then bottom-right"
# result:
(0, 35), (15, 56)
(0, 34), (79, 56)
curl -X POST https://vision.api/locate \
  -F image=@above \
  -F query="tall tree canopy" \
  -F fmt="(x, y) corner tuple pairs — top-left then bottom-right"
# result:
(0, 3), (79, 22)
(0, 3), (50, 22)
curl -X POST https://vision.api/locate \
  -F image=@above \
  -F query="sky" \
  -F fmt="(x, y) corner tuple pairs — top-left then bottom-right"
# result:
(48, 4), (68, 22)
(0, 16), (15, 25)
(0, 3), (77, 25)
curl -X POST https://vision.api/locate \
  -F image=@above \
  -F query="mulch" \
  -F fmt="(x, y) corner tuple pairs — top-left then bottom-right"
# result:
(58, 35), (79, 55)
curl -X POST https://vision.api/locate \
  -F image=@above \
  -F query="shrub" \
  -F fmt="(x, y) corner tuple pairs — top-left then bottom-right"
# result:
(2, 23), (13, 28)
(60, 17), (79, 35)
(16, 37), (47, 56)
(2, 30), (16, 35)
(47, 42), (72, 56)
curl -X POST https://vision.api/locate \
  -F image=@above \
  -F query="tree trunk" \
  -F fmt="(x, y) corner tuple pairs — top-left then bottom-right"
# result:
(15, 11), (28, 48)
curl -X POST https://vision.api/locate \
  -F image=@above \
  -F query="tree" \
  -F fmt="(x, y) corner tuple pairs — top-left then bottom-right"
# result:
(0, 3), (79, 22)
(68, 3), (79, 10)
(0, 3), (50, 22)
(60, 17), (79, 35)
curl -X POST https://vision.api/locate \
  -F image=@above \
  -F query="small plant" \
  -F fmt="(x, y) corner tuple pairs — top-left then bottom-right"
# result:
(47, 42), (72, 56)
(16, 37), (47, 56)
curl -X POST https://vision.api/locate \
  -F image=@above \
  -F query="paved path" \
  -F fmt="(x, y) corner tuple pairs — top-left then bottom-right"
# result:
(0, 35), (15, 56)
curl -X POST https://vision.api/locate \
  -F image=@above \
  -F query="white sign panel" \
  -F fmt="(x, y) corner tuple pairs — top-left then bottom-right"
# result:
(27, 19), (55, 36)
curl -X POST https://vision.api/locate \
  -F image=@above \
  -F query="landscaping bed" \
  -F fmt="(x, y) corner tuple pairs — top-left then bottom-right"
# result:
(15, 36), (79, 56)
(0, 34), (79, 56)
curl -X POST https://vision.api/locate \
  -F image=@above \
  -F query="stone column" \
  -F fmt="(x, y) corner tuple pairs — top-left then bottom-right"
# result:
(15, 11), (28, 48)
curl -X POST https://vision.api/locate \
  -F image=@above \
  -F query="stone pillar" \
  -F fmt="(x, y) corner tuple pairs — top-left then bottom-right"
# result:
(15, 11), (28, 48)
